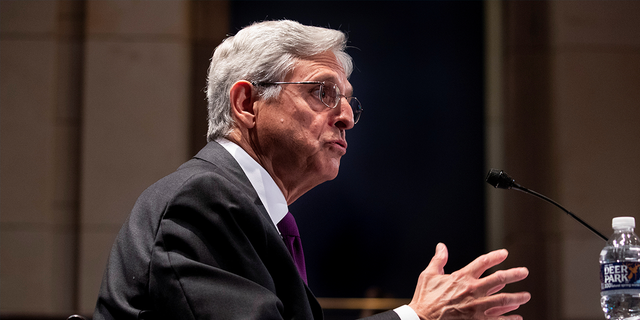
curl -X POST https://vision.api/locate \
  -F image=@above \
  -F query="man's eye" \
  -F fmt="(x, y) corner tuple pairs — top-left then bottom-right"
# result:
(312, 87), (324, 98)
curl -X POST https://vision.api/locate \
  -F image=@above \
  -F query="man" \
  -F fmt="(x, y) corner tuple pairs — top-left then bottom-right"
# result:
(94, 20), (530, 320)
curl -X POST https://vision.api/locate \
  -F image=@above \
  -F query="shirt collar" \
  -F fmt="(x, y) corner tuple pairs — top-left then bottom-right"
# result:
(216, 138), (288, 228)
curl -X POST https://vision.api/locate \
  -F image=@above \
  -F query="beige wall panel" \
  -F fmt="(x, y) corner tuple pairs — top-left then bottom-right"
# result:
(1, 1), (85, 316)
(553, 50), (640, 319)
(553, 51), (640, 230)
(86, 0), (189, 37)
(78, 228), (128, 314)
(0, 228), (73, 314)
(1, 229), (50, 313)
(79, 2), (192, 313)
(48, 227), (77, 313)
(552, 0), (640, 47)
(80, 40), (190, 227)
(55, 41), (84, 121)
(52, 125), (80, 219)
(0, 0), (57, 34)
(0, 39), (57, 225)
(560, 236), (603, 318)
(548, 1), (640, 318)
(79, 39), (191, 311)
(500, 2), (640, 318)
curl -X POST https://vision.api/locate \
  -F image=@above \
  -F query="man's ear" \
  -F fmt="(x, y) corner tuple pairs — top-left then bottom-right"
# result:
(229, 81), (257, 129)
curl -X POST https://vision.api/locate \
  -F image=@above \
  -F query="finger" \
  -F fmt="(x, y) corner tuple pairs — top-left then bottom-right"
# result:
(478, 292), (531, 315)
(486, 284), (506, 296)
(485, 304), (522, 317)
(487, 315), (523, 320)
(423, 243), (448, 276)
(459, 249), (509, 279)
(478, 268), (529, 295)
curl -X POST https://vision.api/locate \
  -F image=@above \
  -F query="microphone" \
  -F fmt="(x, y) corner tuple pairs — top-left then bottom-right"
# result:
(486, 169), (608, 241)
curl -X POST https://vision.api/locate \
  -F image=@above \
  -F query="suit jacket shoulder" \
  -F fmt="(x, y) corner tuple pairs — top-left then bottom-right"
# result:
(94, 141), (321, 320)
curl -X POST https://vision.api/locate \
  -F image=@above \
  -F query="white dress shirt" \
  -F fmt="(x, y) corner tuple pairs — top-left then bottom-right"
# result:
(216, 138), (418, 320)
(217, 138), (288, 228)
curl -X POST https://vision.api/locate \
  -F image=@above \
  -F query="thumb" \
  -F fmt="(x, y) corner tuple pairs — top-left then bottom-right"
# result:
(425, 243), (448, 276)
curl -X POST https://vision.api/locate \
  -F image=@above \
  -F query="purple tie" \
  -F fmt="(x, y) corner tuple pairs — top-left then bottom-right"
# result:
(277, 212), (307, 284)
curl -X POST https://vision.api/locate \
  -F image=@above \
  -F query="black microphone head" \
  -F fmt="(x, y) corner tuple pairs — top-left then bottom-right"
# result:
(486, 169), (516, 189)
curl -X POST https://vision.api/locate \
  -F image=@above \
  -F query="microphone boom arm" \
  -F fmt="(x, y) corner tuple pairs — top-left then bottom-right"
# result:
(486, 169), (608, 241)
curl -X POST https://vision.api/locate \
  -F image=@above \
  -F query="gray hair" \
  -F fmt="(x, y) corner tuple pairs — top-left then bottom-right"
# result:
(205, 20), (353, 141)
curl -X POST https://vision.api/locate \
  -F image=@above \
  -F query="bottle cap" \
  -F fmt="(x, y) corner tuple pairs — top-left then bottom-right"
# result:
(612, 216), (636, 229)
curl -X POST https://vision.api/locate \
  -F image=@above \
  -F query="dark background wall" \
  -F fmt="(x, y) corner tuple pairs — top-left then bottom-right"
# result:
(230, 1), (486, 299)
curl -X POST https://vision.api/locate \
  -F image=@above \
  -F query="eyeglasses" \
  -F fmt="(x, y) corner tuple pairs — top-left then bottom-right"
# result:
(253, 81), (363, 124)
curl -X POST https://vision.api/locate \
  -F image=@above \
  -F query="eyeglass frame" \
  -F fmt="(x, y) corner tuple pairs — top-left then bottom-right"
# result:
(251, 81), (362, 124)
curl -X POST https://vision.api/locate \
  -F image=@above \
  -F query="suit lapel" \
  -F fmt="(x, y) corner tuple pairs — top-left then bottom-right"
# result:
(189, 141), (273, 225)
(190, 141), (323, 319)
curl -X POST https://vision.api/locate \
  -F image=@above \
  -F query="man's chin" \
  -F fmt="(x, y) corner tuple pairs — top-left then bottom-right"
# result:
(323, 163), (341, 181)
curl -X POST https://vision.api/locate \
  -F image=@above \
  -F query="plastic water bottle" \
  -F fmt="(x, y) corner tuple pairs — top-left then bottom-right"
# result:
(600, 216), (640, 319)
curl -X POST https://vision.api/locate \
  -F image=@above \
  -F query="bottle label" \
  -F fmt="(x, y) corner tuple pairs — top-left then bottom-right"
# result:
(601, 262), (640, 291)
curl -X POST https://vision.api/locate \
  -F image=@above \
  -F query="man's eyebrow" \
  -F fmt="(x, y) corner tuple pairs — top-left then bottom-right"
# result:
(313, 76), (353, 95)
(310, 74), (338, 83)
(341, 82), (354, 97)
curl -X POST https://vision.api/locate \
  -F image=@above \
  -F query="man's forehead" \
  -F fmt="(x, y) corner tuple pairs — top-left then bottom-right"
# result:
(293, 52), (344, 75)
(290, 54), (353, 93)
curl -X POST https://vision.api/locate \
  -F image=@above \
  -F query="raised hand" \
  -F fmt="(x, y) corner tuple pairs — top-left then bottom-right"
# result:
(408, 243), (531, 320)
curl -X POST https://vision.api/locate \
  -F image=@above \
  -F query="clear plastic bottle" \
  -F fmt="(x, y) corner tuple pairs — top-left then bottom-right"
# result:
(600, 216), (640, 320)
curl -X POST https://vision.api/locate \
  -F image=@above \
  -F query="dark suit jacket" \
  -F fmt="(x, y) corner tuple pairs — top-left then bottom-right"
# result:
(94, 141), (400, 320)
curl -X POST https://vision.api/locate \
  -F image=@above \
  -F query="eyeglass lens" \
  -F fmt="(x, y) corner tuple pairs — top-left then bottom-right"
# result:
(320, 83), (362, 124)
